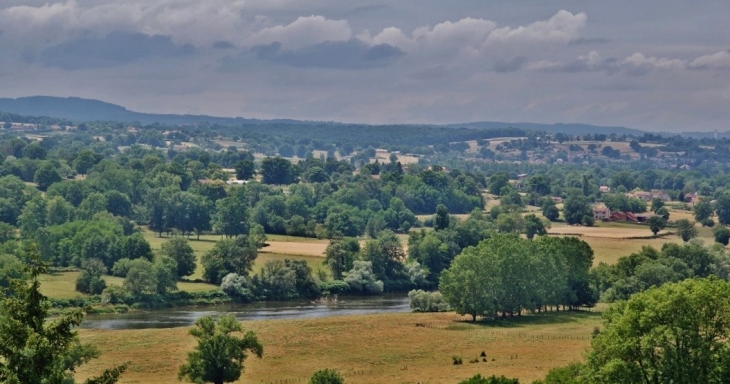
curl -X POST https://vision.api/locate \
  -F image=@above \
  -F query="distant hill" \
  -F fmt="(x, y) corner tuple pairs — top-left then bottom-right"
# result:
(0, 95), (658, 137)
(0, 96), (307, 126)
(447, 121), (646, 136)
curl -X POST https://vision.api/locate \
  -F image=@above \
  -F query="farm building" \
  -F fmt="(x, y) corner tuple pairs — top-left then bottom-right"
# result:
(593, 205), (611, 220)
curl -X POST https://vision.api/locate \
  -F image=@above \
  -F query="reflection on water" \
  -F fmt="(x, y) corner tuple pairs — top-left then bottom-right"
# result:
(81, 294), (410, 330)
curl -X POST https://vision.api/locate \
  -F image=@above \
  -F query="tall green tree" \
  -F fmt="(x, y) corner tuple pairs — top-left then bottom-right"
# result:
(647, 216), (666, 237)
(234, 160), (255, 180)
(213, 194), (250, 238)
(202, 235), (260, 284)
(694, 198), (714, 223)
(524, 214), (547, 240)
(0, 245), (126, 383)
(261, 157), (298, 185)
(433, 204), (450, 231)
(324, 237), (359, 280)
(563, 190), (592, 225)
(18, 195), (47, 238)
(715, 193), (730, 225)
(160, 237), (197, 278)
(676, 219), (698, 242)
(584, 278), (730, 384)
(713, 226), (730, 246)
(179, 315), (263, 384)
(34, 162), (62, 191)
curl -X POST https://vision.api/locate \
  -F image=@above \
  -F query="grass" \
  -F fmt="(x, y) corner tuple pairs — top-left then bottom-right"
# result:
(76, 311), (601, 384)
(38, 272), (220, 299)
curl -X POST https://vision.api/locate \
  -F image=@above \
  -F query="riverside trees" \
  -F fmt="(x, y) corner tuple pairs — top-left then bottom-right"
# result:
(439, 234), (595, 321)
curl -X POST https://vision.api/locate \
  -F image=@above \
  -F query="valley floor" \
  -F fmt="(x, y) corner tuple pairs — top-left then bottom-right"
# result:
(77, 310), (600, 384)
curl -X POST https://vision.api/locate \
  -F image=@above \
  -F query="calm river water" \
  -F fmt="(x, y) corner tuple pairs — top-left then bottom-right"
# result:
(81, 295), (410, 330)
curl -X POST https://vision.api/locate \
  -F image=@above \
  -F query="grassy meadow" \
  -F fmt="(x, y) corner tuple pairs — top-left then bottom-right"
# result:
(77, 311), (601, 384)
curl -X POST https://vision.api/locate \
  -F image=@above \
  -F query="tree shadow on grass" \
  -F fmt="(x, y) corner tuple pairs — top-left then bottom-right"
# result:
(451, 310), (602, 329)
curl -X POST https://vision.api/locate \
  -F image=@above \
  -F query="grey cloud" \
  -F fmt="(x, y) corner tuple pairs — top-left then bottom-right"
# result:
(494, 56), (528, 73)
(38, 32), (195, 70)
(568, 37), (610, 45)
(213, 41), (235, 49)
(245, 39), (403, 69)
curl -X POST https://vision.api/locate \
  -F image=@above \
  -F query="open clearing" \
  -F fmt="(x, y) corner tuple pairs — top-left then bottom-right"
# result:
(77, 311), (600, 384)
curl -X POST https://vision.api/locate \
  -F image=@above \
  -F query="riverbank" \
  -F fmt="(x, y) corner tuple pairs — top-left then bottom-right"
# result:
(76, 310), (600, 384)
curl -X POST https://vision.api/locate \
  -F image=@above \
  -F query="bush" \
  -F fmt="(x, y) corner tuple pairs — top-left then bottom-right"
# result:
(319, 280), (350, 295)
(101, 285), (132, 305)
(344, 261), (384, 294)
(220, 273), (253, 301)
(702, 218), (716, 228)
(408, 289), (449, 312)
(309, 368), (345, 384)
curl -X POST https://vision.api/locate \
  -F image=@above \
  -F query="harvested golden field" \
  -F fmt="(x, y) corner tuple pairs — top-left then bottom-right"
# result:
(262, 241), (328, 257)
(547, 225), (668, 239)
(77, 311), (600, 384)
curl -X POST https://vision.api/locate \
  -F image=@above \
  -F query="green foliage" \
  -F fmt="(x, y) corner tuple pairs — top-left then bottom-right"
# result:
(75, 258), (108, 295)
(344, 261), (384, 294)
(261, 156), (298, 185)
(440, 234), (595, 321)
(0, 245), (126, 383)
(178, 315), (263, 384)
(533, 362), (582, 384)
(714, 226), (730, 246)
(160, 236), (197, 278)
(647, 215), (666, 236)
(541, 198), (560, 222)
(524, 214), (547, 239)
(408, 289), (448, 312)
(220, 273), (253, 301)
(234, 159), (255, 180)
(676, 219), (698, 242)
(33, 162), (62, 190)
(596, 242), (722, 302)
(202, 235), (260, 284)
(694, 198), (714, 222)
(213, 192), (250, 238)
(434, 204), (450, 230)
(584, 278), (730, 384)
(0, 253), (25, 288)
(324, 237), (360, 279)
(309, 368), (345, 384)
(563, 190), (591, 225)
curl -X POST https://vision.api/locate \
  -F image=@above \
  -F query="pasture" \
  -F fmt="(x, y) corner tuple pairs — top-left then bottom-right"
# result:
(76, 311), (600, 384)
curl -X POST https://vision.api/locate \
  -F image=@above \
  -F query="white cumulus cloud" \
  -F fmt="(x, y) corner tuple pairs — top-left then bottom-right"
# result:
(247, 15), (352, 50)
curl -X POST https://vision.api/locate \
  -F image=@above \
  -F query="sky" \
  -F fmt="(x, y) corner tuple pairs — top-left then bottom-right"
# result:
(0, 0), (728, 132)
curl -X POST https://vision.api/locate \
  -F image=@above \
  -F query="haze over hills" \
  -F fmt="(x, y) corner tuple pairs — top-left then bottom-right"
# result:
(0, 95), (717, 138)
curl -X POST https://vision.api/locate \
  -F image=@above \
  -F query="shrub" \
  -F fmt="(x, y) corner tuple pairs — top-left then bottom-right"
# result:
(319, 280), (350, 295)
(344, 261), (383, 294)
(220, 273), (253, 301)
(408, 289), (449, 312)
(309, 368), (345, 384)
(101, 285), (131, 305)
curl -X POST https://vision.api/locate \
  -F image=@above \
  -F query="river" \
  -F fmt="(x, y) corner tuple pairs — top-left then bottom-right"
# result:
(81, 294), (410, 330)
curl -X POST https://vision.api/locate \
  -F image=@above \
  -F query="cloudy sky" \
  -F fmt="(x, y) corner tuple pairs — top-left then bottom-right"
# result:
(0, 0), (728, 131)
